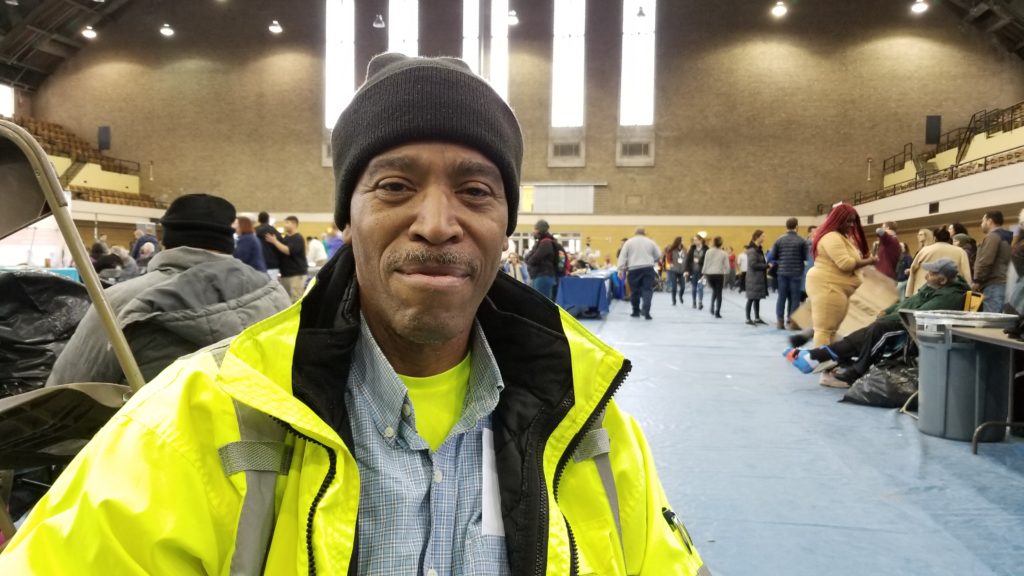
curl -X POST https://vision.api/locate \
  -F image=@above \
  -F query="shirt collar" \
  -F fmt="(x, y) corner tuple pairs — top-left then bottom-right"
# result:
(350, 317), (504, 448)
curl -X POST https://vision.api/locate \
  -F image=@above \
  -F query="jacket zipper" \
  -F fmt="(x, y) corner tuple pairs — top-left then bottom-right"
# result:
(275, 419), (338, 576)
(538, 360), (632, 576)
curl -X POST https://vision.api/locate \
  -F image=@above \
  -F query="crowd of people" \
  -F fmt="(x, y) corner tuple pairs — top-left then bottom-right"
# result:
(787, 203), (1024, 389)
(86, 209), (348, 304)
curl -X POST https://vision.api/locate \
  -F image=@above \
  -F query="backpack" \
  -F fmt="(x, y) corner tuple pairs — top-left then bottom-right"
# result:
(541, 237), (571, 277)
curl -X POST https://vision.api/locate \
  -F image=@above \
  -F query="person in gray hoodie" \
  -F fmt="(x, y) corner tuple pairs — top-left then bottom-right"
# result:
(47, 194), (291, 386)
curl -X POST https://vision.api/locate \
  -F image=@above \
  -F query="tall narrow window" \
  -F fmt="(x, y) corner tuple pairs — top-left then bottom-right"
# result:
(490, 0), (509, 101)
(551, 0), (586, 128)
(620, 0), (655, 126)
(0, 84), (13, 118)
(389, 0), (419, 56)
(324, 0), (355, 129)
(462, 0), (481, 74)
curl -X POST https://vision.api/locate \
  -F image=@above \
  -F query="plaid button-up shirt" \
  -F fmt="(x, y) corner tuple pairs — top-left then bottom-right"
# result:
(345, 319), (512, 575)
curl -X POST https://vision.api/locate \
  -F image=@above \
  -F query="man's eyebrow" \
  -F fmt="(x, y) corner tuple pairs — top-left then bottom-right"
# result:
(362, 155), (420, 178)
(451, 159), (502, 182)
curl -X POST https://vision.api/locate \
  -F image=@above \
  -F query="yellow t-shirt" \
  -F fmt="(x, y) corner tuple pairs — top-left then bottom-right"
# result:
(399, 352), (472, 451)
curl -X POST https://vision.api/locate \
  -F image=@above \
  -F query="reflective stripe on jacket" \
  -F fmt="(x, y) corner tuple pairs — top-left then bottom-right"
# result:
(1, 246), (706, 576)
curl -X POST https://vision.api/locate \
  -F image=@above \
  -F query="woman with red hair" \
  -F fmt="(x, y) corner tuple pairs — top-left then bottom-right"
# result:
(805, 203), (876, 354)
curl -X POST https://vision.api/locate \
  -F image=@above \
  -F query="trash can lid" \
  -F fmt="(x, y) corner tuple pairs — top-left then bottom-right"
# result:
(911, 310), (1019, 329)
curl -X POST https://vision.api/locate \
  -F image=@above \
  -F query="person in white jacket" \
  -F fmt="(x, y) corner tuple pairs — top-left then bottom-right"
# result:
(701, 236), (730, 318)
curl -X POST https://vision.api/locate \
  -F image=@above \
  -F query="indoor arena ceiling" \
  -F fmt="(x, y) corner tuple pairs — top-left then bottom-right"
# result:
(3, 0), (1024, 93)
(0, 0), (133, 91)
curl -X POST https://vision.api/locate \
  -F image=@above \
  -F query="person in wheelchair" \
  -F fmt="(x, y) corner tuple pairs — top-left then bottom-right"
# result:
(786, 258), (969, 386)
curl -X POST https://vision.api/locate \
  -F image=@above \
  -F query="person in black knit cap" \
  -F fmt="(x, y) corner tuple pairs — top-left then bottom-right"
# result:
(47, 193), (290, 386)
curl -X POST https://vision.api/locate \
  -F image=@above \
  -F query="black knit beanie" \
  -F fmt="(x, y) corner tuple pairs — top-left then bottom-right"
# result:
(160, 193), (237, 254)
(332, 53), (524, 236)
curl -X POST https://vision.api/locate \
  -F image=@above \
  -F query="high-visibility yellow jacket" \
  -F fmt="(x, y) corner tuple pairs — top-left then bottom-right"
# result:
(0, 248), (707, 575)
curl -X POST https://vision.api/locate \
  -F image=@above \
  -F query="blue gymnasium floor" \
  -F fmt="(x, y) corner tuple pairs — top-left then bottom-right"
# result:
(583, 289), (1024, 576)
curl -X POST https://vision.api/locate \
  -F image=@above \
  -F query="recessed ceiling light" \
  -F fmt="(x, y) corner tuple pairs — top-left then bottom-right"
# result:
(268, 19), (283, 34)
(81, 25), (97, 39)
(508, 10), (519, 26)
(4, 0), (19, 6)
(911, 0), (929, 14)
(771, 1), (788, 18)
(160, 23), (174, 37)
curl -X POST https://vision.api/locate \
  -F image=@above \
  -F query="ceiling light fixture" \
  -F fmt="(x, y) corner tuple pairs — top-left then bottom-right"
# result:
(268, 19), (283, 34)
(911, 0), (929, 14)
(4, 0), (19, 6)
(771, 1), (788, 18)
(81, 25), (97, 39)
(508, 10), (519, 25)
(372, 14), (386, 29)
(160, 23), (174, 37)
(637, 6), (645, 17)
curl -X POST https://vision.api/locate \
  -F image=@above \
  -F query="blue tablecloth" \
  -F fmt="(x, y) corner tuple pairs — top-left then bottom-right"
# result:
(556, 275), (610, 318)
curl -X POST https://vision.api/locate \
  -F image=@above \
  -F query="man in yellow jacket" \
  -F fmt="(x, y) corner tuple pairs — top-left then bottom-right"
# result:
(0, 53), (707, 575)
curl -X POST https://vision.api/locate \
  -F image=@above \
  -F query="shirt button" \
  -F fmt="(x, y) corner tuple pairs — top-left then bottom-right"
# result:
(383, 426), (395, 439)
(402, 404), (412, 417)
(427, 570), (438, 576)
(433, 469), (443, 483)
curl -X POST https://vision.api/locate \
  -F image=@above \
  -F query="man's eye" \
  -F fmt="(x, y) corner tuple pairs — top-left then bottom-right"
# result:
(377, 181), (412, 193)
(460, 186), (493, 198)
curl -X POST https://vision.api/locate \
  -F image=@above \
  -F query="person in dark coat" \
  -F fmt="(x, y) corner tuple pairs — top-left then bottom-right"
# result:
(255, 211), (282, 272)
(233, 216), (267, 272)
(744, 230), (769, 326)
(524, 219), (559, 300)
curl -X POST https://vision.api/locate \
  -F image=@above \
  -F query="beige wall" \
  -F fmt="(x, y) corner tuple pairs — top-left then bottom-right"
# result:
(31, 0), (1024, 220)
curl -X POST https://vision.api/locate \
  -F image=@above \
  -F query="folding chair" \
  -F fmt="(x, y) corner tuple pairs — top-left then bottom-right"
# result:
(0, 119), (145, 547)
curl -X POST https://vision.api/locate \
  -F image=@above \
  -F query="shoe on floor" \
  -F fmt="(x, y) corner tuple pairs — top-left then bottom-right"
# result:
(746, 320), (756, 326)
(783, 348), (819, 374)
(644, 315), (653, 320)
(811, 359), (837, 374)
(630, 312), (640, 318)
(786, 320), (799, 331)
(754, 318), (768, 325)
(776, 319), (785, 330)
(789, 331), (812, 348)
(715, 314), (723, 319)
(819, 370), (851, 389)
(699, 303), (704, 310)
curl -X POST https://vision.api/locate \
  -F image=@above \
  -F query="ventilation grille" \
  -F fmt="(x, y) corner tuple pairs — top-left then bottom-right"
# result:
(552, 142), (581, 158)
(620, 141), (651, 157)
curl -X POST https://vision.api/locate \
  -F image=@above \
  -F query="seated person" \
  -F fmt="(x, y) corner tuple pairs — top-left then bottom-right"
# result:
(786, 258), (969, 385)
(47, 194), (292, 385)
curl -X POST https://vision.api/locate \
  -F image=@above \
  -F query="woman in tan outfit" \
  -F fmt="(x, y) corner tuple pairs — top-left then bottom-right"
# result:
(805, 203), (875, 348)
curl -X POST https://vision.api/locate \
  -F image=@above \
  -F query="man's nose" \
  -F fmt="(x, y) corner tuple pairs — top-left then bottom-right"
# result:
(409, 187), (464, 245)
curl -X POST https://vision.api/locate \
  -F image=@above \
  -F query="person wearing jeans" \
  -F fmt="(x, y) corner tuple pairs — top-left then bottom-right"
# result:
(664, 236), (686, 305)
(618, 227), (663, 320)
(684, 234), (708, 310)
(770, 218), (808, 329)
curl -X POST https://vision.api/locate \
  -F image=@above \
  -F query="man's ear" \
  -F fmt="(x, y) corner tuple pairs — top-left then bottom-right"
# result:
(342, 224), (352, 244)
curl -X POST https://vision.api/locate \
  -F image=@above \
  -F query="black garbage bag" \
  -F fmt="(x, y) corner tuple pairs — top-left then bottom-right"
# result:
(841, 358), (919, 409)
(0, 270), (90, 398)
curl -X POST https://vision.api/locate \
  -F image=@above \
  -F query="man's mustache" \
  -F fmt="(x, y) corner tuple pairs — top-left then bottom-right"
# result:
(385, 249), (480, 276)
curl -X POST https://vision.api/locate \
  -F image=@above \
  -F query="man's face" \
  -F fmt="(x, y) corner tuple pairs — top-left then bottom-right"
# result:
(917, 230), (926, 244)
(346, 142), (509, 347)
(925, 270), (949, 288)
(980, 216), (991, 233)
